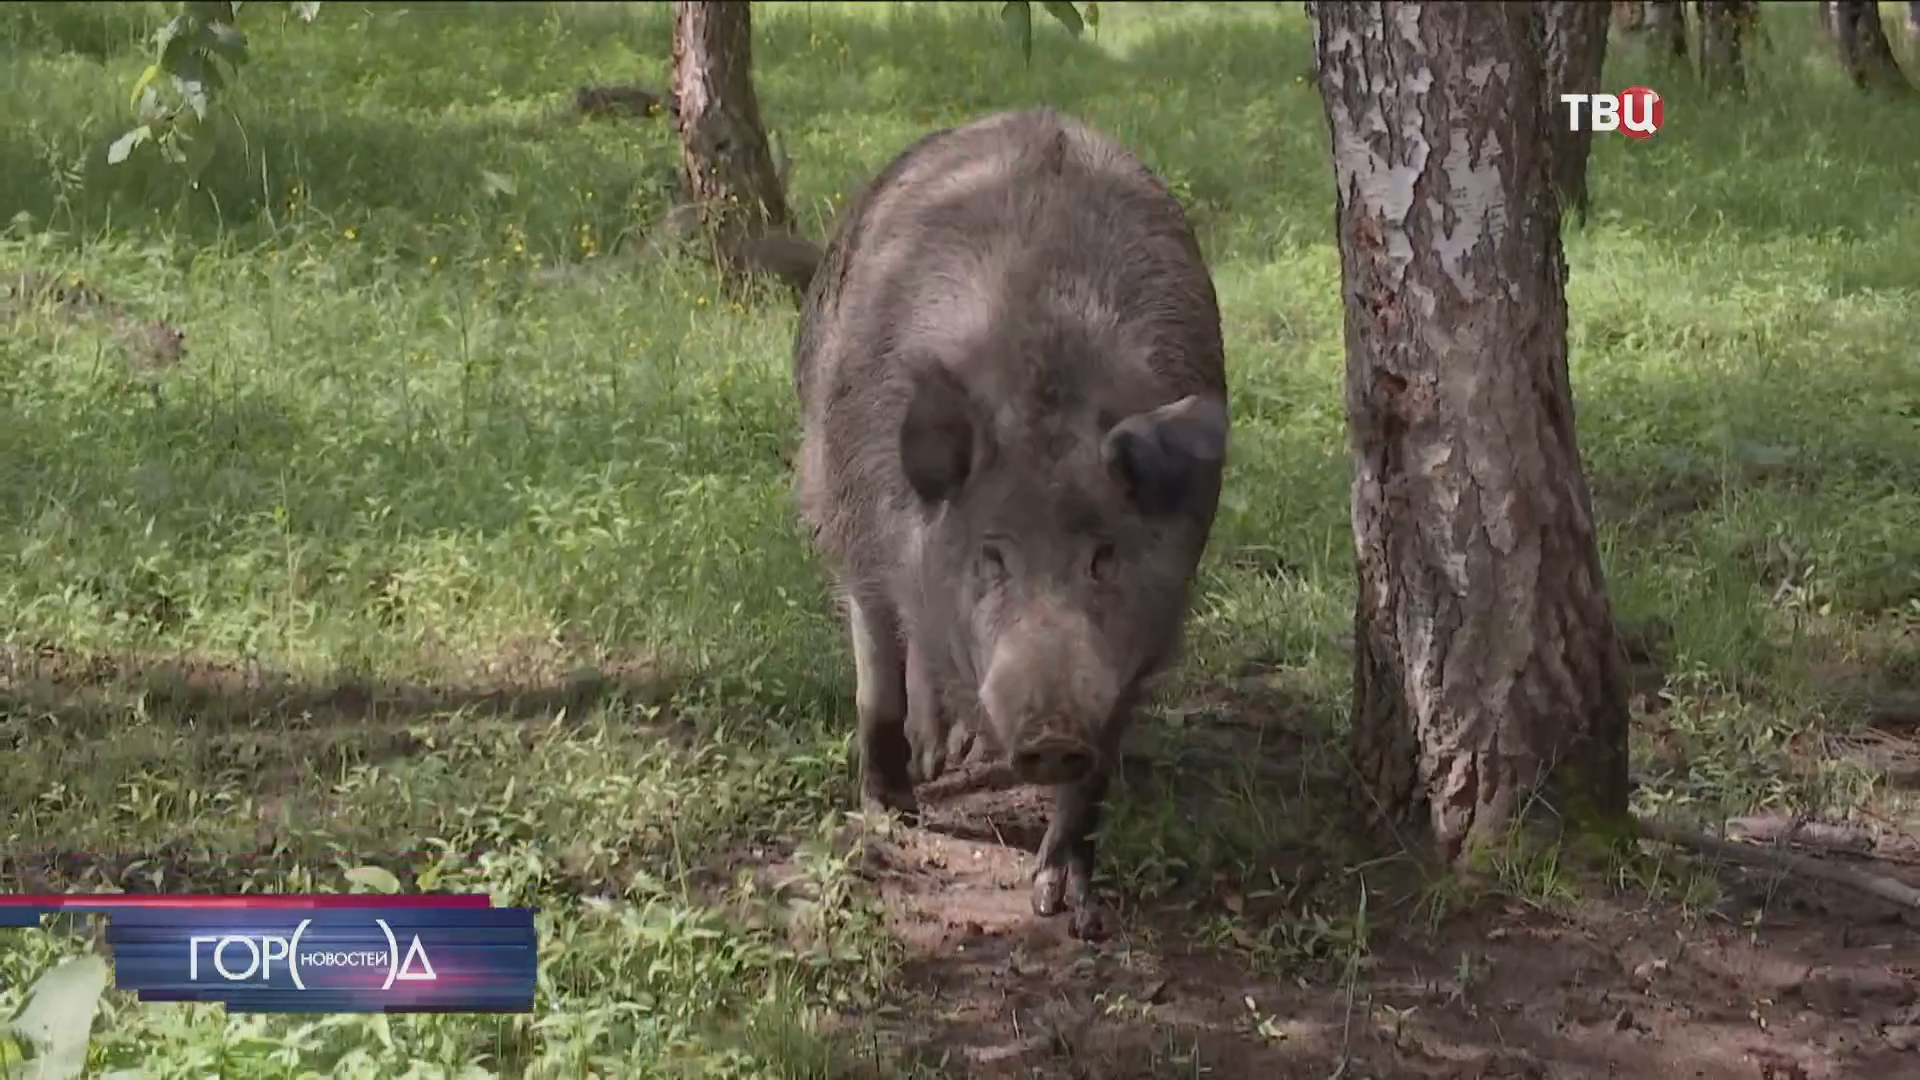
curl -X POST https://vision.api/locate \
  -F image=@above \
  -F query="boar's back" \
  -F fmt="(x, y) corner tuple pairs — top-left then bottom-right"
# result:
(792, 108), (1225, 568)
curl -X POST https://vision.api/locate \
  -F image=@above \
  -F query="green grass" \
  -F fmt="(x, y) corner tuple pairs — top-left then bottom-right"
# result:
(2, 1), (1918, 1075)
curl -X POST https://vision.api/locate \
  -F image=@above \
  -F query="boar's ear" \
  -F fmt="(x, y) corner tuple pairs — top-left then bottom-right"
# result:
(1103, 394), (1228, 517)
(900, 363), (980, 505)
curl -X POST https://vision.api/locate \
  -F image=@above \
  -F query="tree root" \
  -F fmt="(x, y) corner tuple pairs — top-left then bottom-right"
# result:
(1636, 815), (1920, 909)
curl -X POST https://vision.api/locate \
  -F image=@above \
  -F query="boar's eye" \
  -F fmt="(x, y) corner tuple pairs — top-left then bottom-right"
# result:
(980, 542), (1009, 579)
(1088, 542), (1117, 582)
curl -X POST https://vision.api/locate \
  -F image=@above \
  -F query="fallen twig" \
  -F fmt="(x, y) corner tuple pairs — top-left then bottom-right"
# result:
(1637, 816), (1920, 910)
(962, 1035), (1050, 1064)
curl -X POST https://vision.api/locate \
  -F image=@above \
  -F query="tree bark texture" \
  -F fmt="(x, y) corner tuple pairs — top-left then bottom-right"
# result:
(670, 0), (794, 279)
(1543, 3), (1612, 224)
(1611, 1), (1645, 31)
(1829, 0), (1912, 90)
(1697, 0), (1758, 93)
(1308, 1), (1634, 865)
(1645, 0), (1688, 57)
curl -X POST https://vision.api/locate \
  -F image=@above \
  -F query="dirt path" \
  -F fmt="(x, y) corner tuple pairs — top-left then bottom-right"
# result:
(848, 775), (1920, 1079)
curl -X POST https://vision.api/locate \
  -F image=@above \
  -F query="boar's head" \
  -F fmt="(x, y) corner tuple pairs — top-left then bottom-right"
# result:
(899, 358), (1227, 788)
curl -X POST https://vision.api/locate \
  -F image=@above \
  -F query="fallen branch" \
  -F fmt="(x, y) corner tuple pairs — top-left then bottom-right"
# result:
(1637, 816), (1920, 910)
(1722, 813), (1875, 855)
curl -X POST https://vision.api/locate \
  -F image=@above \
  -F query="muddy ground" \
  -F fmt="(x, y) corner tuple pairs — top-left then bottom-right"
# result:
(826, 759), (1920, 1080)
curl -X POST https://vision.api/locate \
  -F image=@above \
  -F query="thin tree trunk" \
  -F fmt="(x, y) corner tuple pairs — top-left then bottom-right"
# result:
(1544, 3), (1612, 225)
(1829, 0), (1912, 90)
(1308, 1), (1633, 865)
(1645, 0), (1688, 57)
(670, 0), (793, 282)
(1697, 0), (1758, 92)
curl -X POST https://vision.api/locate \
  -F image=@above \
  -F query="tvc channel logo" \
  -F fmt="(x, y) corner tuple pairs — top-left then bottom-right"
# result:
(187, 917), (439, 992)
(1560, 86), (1664, 139)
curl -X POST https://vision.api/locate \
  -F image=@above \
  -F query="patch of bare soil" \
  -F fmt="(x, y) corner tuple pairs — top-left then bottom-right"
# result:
(841, 768), (1920, 1079)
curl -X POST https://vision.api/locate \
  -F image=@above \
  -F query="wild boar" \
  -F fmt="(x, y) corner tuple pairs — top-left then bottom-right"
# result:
(792, 108), (1229, 937)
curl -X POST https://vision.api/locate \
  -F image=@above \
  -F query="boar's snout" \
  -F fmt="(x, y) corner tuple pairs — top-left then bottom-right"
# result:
(1010, 727), (1098, 787)
(979, 601), (1120, 789)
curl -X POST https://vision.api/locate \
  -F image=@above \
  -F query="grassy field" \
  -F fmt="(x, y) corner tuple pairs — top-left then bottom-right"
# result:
(2, 1), (1919, 1076)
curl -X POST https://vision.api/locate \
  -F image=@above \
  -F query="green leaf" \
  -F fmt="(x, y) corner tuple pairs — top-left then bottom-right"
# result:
(481, 169), (517, 198)
(4, 955), (109, 1080)
(206, 21), (250, 67)
(1040, 1), (1084, 37)
(172, 76), (212, 122)
(345, 866), (403, 894)
(155, 15), (197, 69)
(150, 15), (187, 64)
(106, 126), (152, 165)
(1001, 0), (1033, 64)
(134, 84), (170, 125)
(129, 63), (163, 107)
(184, 1), (237, 25)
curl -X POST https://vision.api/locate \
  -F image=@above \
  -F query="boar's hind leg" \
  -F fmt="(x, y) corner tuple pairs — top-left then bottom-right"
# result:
(848, 596), (918, 820)
(1032, 770), (1115, 940)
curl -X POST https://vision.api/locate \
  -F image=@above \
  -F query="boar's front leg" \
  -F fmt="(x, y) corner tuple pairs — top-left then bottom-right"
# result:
(847, 595), (918, 820)
(1032, 702), (1134, 939)
(1033, 769), (1116, 941)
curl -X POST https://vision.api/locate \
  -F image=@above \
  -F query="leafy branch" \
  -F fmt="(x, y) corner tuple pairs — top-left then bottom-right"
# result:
(1001, 1), (1100, 63)
(109, 1), (322, 176)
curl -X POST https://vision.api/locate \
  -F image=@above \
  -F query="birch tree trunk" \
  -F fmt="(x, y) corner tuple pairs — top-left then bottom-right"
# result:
(1544, 2), (1612, 223)
(1308, 1), (1633, 864)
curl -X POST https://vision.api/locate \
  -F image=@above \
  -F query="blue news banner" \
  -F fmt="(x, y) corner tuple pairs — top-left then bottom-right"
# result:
(0, 897), (537, 1014)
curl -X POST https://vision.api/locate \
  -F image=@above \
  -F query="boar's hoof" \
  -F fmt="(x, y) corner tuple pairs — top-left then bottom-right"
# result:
(1068, 901), (1117, 942)
(911, 722), (978, 784)
(1032, 864), (1070, 917)
(1032, 864), (1114, 940)
(859, 779), (921, 825)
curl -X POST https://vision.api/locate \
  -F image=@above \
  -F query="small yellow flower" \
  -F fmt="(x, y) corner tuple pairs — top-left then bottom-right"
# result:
(429, 254), (441, 267)
(696, 295), (708, 308)
(343, 226), (358, 241)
